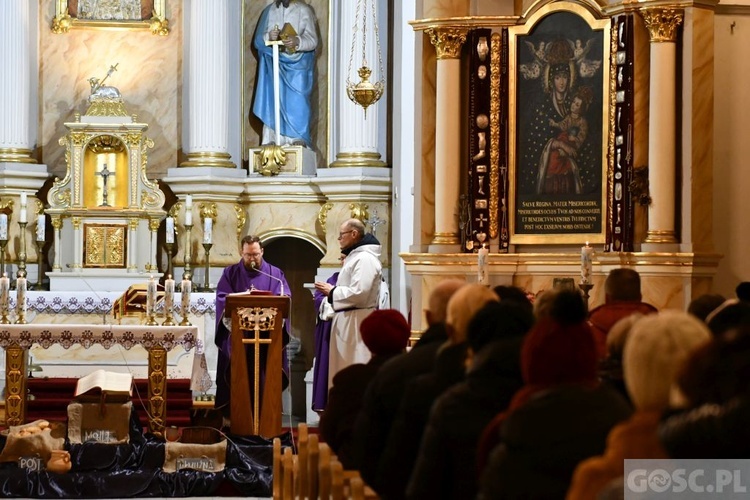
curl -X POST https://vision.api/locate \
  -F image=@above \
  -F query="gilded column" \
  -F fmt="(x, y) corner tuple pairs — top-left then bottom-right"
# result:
(330, 2), (388, 167)
(0, 1), (35, 163)
(641, 8), (683, 245)
(427, 27), (467, 248)
(181, 0), (235, 168)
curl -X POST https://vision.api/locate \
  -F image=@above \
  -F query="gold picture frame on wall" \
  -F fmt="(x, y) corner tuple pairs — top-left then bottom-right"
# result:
(508, 2), (611, 245)
(52, 0), (169, 35)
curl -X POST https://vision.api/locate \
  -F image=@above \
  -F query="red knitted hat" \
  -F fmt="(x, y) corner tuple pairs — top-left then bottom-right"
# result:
(360, 309), (410, 356)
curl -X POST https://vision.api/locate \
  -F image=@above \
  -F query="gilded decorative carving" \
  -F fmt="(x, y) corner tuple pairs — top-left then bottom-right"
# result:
(349, 203), (370, 222)
(148, 346), (168, 436)
(51, 217), (63, 230)
(72, 217), (81, 230)
(608, 25), (618, 241)
(129, 219), (139, 231)
(426, 27), (469, 59)
(168, 202), (182, 219)
(149, 218), (161, 232)
(317, 202), (333, 232)
(70, 132), (87, 147)
(84, 224), (126, 267)
(489, 33), (501, 240)
(640, 8), (683, 43)
(51, 13), (73, 34)
(199, 203), (218, 221)
(86, 100), (128, 117)
(234, 205), (246, 236)
(4, 344), (25, 426)
(149, 15), (170, 36)
(141, 191), (161, 210)
(88, 135), (126, 153)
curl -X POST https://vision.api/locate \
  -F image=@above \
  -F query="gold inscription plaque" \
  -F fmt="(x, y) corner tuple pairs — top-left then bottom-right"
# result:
(84, 224), (127, 268)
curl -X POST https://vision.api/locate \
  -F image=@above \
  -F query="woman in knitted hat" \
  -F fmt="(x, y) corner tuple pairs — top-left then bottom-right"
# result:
(567, 310), (711, 499)
(319, 309), (410, 468)
(478, 290), (631, 499)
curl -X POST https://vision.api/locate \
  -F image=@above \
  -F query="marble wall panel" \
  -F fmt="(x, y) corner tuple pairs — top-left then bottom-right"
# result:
(39, 0), (183, 180)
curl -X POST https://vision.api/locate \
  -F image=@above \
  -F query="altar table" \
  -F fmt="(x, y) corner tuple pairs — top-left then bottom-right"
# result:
(0, 324), (199, 436)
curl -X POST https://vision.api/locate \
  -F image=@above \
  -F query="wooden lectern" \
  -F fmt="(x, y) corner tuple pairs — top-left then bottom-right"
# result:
(226, 293), (289, 437)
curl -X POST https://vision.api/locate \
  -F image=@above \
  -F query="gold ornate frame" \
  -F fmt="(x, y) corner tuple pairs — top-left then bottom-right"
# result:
(52, 0), (169, 35)
(508, 2), (611, 244)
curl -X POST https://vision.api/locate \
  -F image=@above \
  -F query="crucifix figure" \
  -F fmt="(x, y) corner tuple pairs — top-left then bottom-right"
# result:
(365, 210), (385, 238)
(96, 164), (113, 207)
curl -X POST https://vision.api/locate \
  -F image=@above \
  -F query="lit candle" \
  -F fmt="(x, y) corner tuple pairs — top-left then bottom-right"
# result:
(477, 245), (489, 285)
(146, 275), (157, 316)
(19, 193), (27, 223)
(164, 275), (175, 315)
(581, 242), (594, 284)
(184, 196), (193, 226)
(165, 217), (175, 244)
(0, 213), (7, 240)
(203, 218), (212, 244)
(16, 276), (26, 318)
(181, 278), (191, 318)
(0, 273), (9, 314)
(36, 214), (45, 242)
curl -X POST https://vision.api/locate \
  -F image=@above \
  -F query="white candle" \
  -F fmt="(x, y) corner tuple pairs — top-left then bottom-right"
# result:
(0, 213), (7, 240)
(164, 276), (175, 315)
(165, 217), (175, 244)
(181, 279), (191, 318)
(478, 245), (489, 285)
(203, 218), (212, 244)
(0, 274), (9, 314)
(36, 214), (45, 242)
(16, 276), (26, 318)
(184, 196), (192, 226)
(146, 276), (157, 316)
(19, 193), (27, 223)
(581, 242), (594, 284)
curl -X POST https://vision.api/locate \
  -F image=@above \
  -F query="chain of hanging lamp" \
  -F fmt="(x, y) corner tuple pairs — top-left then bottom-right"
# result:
(346, 0), (385, 118)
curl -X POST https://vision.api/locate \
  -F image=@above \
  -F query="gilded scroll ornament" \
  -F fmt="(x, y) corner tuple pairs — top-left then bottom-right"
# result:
(317, 202), (333, 232)
(489, 33), (501, 240)
(349, 203), (370, 222)
(168, 202), (182, 219)
(234, 205), (246, 236)
(199, 203), (218, 222)
(426, 27), (469, 60)
(640, 8), (683, 43)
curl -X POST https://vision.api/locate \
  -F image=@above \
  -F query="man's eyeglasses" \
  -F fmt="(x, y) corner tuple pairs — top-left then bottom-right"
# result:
(338, 230), (354, 239)
(242, 253), (262, 258)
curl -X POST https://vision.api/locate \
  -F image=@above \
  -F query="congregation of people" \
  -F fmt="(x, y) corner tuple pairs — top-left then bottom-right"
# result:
(313, 268), (750, 499)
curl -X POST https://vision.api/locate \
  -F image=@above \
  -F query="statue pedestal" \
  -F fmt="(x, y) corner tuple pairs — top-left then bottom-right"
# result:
(249, 145), (317, 176)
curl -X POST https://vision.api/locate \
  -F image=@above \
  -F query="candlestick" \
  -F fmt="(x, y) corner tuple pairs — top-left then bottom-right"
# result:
(34, 241), (46, 291)
(162, 275), (176, 326)
(0, 213), (7, 240)
(201, 242), (213, 292)
(203, 217), (212, 244)
(0, 273), (9, 324)
(180, 278), (192, 326)
(165, 216), (175, 244)
(579, 282), (594, 311)
(15, 276), (26, 324)
(145, 276), (158, 326)
(19, 193), (27, 224)
(580, 242), (594, 285)
(183, 223), (193, 281)
(17, 221), (27, 278)
(165, 242), (175, 285)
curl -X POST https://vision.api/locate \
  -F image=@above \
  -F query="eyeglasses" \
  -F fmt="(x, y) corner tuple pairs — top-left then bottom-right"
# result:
(338, 230), (354, 239)
(242, 252), (262, 258)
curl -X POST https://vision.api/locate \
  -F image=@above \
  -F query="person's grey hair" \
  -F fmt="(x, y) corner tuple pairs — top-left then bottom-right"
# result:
(344, 218), (366, 239)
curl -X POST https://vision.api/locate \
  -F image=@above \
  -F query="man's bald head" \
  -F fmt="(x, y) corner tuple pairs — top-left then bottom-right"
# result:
(426, 279), (465, 326)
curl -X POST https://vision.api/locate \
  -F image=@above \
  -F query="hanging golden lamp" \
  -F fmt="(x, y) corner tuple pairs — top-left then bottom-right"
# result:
(346, 0), (385, 118)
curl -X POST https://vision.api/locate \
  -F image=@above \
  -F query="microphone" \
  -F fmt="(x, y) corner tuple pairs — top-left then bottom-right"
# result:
(250, 261), (287, 296)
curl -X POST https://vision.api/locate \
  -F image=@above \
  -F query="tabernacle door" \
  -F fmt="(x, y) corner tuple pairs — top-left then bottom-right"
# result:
(226, 294), (290, 437)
